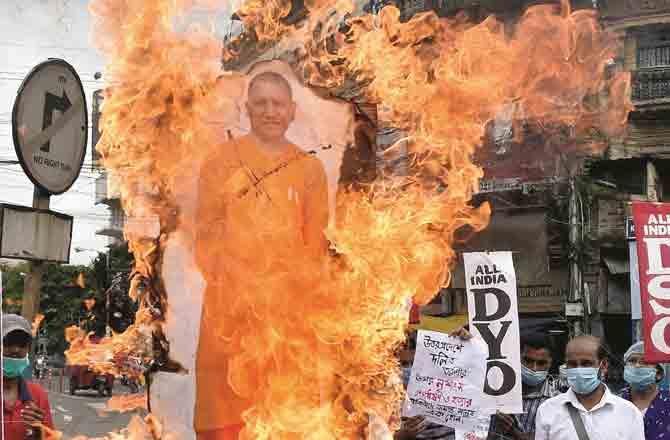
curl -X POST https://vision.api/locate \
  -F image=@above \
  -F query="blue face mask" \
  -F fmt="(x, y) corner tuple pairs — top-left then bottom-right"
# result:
(3, 355), (30, 378)
(566, 367), (601, 395)
(521, 364), (548, 386)
(624, 366), (657, 391)
(401, 367), (412, 388)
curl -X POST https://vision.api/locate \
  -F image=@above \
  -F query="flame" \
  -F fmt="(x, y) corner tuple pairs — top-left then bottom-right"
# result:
(39, 423), (63, 440)
(64, 322), (152, 378)
(83, 298), (96, 311)
(107, 394), (148, 413)
(85, 0), (631, 438)
(31, 313), (45, 337)
(70, 415), (164, 440)
(76, 272), (87, 289)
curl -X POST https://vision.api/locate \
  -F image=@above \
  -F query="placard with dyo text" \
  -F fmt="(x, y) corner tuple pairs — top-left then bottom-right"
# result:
(464, 251), (522, 414)
(404, 330), (488, 431)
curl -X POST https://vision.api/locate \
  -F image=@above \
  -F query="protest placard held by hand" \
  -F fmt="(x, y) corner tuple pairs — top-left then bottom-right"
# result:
(404, 330), (488, 431)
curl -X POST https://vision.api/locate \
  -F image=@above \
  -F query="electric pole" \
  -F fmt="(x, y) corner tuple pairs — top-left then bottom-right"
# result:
(568, 175), (589, 337)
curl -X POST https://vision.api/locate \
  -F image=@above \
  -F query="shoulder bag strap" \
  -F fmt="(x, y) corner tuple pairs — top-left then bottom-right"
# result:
(567, 403), (591, 440)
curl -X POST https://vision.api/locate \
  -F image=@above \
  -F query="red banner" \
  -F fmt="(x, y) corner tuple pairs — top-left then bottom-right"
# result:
(632, 202), (670, 363)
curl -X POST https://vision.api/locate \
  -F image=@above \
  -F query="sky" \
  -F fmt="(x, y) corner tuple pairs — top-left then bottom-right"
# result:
(0, 0), (109, 266)
(0, 1), (238, 266)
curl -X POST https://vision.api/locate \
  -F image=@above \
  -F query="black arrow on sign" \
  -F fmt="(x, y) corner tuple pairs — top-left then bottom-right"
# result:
(41, 90), (72, 153)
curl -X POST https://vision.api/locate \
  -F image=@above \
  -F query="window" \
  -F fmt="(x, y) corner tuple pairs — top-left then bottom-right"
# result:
(589, 159), (647, 195)
(638, 45), (670, 69)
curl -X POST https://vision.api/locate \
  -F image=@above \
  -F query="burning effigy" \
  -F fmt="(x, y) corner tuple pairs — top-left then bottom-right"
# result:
(65, 0), (631, 439)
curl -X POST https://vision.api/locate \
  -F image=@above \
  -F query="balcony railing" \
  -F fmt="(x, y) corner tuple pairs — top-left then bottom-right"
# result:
(632, 68), (670, 103)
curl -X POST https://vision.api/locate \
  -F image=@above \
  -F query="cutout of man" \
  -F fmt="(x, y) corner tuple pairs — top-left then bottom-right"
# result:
(193, 71), (330, 440)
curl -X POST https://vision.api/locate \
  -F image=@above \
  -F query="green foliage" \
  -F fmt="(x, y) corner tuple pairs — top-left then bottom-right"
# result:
(0, 262), (29, 314)
(0, 242), (135, 354)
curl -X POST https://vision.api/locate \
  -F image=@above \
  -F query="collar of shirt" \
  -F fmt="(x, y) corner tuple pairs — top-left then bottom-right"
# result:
(561, 385), (616, 413)
(525, 376), (558, 400)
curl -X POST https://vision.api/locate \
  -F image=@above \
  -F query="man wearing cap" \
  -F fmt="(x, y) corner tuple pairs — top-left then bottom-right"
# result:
(2, 314), (54, 440)
(619, 341), (670, 440)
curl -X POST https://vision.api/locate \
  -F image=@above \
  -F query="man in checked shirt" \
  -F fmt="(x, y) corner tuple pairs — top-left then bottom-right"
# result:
(486, 333), (560, 440)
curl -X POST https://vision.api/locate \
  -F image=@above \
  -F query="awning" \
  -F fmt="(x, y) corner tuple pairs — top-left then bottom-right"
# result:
(603, 256), (630, 274)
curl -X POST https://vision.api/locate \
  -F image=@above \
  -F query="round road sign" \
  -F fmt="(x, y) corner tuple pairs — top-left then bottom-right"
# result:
(12, 59), (88, 195)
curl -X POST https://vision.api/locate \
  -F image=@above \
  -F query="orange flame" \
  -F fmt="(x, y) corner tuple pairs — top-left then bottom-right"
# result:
(70, 415), (163, 440)
(76, 272), (87, 289)
(64, 322), (152, 378)
(107, 394), (148, 413)
(31, 313), (45, 337)
(83, 298), (96, 311)
(39, 423), (63, 440)
(86, 0), (631, 438)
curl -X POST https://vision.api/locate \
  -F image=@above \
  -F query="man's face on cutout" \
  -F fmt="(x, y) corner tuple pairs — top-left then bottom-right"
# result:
(246, 79), (296, 143)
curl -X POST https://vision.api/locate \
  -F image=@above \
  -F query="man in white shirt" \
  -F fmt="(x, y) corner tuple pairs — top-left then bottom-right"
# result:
(535, 335), (644, 440)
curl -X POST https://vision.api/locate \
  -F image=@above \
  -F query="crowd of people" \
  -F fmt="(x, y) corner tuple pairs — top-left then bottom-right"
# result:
(396, 327), (670, 440)
(0, 309), (668, 440)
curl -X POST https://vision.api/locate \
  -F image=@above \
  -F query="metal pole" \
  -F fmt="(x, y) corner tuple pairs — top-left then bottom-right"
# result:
(569, 176), (584, 337)
(106, 247), (112, 337)
(21, 186), (50, 322)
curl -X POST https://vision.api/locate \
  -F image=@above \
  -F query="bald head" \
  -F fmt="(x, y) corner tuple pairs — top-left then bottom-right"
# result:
(567, 335), (602, 356)
(248, 71), (293, 100)
(566, 335), (608, 371)
(245, 71), (296, 144)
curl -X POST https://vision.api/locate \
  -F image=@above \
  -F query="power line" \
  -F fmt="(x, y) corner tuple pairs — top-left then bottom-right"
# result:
(0, 41), (96, 52)
(0, 164), (102, 181)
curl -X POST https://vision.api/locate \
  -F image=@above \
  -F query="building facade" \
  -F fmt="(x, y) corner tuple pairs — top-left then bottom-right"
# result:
(593, 0), (670, 376)
(91, 89), (125, 245)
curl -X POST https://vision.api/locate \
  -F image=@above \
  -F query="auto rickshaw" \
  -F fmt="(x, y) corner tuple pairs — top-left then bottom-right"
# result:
(66, 364), (114, 397)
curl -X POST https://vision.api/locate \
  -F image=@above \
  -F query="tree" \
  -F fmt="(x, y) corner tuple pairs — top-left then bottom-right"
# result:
(0, 242), (135, 354)
(39, 263), (97, 353)
(1, 262), (29, 314)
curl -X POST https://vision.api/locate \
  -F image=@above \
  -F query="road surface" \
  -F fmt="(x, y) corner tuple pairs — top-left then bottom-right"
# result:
(46, 384), (145, 438)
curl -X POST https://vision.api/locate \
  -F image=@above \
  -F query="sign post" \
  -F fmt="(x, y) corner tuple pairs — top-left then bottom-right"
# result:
(626, 216), (642, 342)
(9, 59), (87, 321)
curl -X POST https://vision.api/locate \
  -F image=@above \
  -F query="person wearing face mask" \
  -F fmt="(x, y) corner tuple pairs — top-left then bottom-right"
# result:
(2, 314), (54, 440)
(619, 341), (670, 440)
(535, 335), (644, 440)
(486, 334), (559, 440)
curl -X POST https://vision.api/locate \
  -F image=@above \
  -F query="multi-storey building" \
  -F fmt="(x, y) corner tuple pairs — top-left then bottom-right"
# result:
(91, 89), (125, 245)
(593, 0), (670, 370)
(395, 0), (670, 382)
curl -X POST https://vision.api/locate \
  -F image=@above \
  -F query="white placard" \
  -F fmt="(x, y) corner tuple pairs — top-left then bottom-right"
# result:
(455, 415), (491, 440)
(464, 252), (522, 414)
(404, 330), (488, 431)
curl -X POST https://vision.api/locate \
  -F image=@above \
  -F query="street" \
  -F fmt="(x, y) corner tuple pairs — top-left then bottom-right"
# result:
(44, 382), (144, 438)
